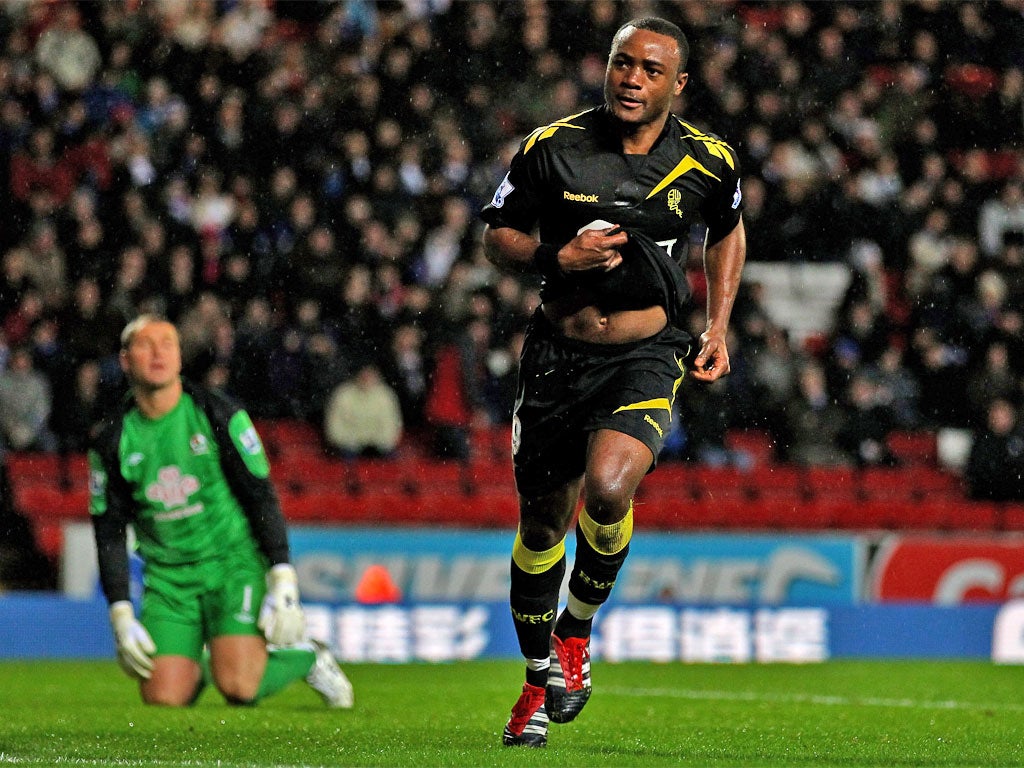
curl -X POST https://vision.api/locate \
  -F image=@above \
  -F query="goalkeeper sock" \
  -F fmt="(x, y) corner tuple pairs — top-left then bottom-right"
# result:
(254, 646), (317, 701)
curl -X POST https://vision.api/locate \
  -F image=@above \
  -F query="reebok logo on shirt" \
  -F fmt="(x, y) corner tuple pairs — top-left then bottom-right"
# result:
(563, 190), (599, 203)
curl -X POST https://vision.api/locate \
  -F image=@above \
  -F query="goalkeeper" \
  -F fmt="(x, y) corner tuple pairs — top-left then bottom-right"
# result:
(89, 314), (353, 708)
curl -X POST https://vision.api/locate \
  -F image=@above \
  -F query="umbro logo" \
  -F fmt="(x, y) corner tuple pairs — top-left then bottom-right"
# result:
(127, 453), (145, 466)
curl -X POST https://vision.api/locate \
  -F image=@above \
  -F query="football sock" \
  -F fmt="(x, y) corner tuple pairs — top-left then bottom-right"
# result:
(554, 594), (596, 640)
(510, 530), (566, 660)
(255, 646), (317, 701)
(525, 656), (551, 688)
(560, 504), (633, 637)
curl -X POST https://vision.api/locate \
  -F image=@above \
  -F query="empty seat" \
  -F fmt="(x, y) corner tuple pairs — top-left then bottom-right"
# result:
(273, 454), (350, 493)
(805, 466), (859, 501)
(691, 466), (751, 502)
(748, 465), (807, 501)
(860, 467), (920, 501)
(14, 486), (90, 520)
(887, 431), (938, 466)
(6, 452), (62, 485)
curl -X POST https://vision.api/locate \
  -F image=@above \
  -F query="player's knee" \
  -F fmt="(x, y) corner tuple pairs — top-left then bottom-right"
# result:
(582, 480), (632, 522)
(214, 674), (260, 704)
(518, 519), (565, 552)
(141, 687), (194, 707)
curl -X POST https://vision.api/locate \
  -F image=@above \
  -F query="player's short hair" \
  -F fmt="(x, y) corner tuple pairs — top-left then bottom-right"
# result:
(615, 17), (690, 73)
(120, 314), (172, 349)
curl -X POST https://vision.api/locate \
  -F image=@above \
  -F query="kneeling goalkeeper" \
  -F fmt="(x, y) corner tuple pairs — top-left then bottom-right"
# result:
(89, 314), (353, 708)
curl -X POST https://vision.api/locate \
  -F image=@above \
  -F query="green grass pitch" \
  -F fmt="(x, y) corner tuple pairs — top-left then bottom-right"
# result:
(1, 659), (1023, 767)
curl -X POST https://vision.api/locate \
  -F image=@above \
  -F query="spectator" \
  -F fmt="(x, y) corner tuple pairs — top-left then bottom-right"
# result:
(51, 358), (103, 454)
(0, 345), (56, 452)
(0, 0), (1018, 481)
(978, 180), (1024, 259)
(379, 323), (429, 435)
(837, 372), (899, 467)
(34, 4), (102, 93)
(780, 360), (850, 467)
(965, 397), (1024, 502)
(323, 363), (403, 459)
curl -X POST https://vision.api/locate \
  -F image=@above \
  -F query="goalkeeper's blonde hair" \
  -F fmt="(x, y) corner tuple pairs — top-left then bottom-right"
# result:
(120, 314), (174, 349)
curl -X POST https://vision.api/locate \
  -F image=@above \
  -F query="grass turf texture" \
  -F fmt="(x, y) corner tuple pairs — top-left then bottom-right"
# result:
(1, 660), (1022, 767)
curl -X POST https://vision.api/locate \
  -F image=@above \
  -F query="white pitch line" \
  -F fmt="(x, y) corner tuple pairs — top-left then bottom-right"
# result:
(0, 756), (327, 768)
(602, 686), (1024, 713)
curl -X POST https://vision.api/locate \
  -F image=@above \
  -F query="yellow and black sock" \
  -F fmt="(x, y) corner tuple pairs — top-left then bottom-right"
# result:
(510, 530), (565, 685)
(557, 504), (633, 639)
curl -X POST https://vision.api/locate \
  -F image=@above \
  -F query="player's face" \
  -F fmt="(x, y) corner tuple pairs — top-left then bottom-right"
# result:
(121, 320), (182, 390)
(604, 27), (687, 128)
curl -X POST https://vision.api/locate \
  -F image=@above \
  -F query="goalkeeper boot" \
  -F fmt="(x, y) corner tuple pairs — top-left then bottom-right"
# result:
(502, 682), (548, 747)
(546, 634), (591, 723)
(306, 640), (354, 709)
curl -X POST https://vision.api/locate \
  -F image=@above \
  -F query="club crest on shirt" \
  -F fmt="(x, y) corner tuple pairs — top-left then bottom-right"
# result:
(146, 466), (199, 508)
(667, 188), (683, 218)
(190, 433), (209, 455)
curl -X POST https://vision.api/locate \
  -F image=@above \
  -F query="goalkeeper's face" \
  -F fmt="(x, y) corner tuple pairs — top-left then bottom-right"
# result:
(121, 319), (182, 391)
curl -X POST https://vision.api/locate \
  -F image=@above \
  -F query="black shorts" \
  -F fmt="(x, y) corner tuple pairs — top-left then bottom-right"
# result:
(512, 309), (692, 497)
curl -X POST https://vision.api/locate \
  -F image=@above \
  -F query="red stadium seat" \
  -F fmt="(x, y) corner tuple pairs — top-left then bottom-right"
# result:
(1000, 503), (1024, 531)
(901, 466), (964, 499)
(805, 466), (859, 502)
(691, 466), (751, 502)
(640, 495), (726, 530)
(859, 467), (919, 502)
(273, 454), (351, 493)
(642, 463), (699, 498)
(465, 459), (515, 493)
(14, 486), (90, 521)
(832, 499), (894, 530)
(724, 429), (776, 466)
(886, 431), (938, 466)
(6, 452), (62, 486)
(748, 465), (806, 501)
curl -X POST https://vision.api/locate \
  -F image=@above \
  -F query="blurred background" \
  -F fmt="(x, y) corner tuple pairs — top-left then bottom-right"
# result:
(1, 0), (1023, 663)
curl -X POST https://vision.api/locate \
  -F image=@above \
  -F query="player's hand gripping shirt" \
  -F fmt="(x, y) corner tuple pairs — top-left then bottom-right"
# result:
(482, 105), (743, 322)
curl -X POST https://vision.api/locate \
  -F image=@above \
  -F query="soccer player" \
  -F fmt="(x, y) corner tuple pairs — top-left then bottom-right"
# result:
(89, 315), (353, 708)
(481, 17), (746, 746)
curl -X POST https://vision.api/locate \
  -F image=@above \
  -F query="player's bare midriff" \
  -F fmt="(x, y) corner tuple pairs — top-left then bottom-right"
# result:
(542, 300), (668, 344)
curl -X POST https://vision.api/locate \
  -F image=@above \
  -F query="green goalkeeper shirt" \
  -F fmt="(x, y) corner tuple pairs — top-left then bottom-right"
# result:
(89, 380), (290, 603)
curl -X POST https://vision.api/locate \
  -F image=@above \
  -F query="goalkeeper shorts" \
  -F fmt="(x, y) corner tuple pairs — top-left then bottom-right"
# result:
(140, 544), (269, 660)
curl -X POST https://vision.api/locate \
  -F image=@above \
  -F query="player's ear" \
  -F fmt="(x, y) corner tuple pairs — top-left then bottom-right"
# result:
(675, 72), (688, 95)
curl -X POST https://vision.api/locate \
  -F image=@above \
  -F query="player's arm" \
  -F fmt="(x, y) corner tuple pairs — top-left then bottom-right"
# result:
(89, 442), (156, 680)
(482, 224), (628, 277)
(691, 217), (746, 382)
(480, 137), (626, 278)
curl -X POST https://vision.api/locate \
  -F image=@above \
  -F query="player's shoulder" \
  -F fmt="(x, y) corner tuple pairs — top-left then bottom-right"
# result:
(671, 116), (740, 176)
(520, 107), (601, 156)
(89, 410), (126, 459)
(182, 380), (243, 424)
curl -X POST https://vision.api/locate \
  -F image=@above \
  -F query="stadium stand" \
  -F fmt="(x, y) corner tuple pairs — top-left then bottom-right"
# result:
(1, 2), (1023, 570)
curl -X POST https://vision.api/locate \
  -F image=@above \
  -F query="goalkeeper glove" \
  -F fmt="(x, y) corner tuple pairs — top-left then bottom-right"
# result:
(258, 563), (305, 645)
(109, 600), (156, 680)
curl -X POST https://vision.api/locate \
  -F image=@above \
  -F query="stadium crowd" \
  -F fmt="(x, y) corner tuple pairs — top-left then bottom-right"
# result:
(0, 0), (1022, 492)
